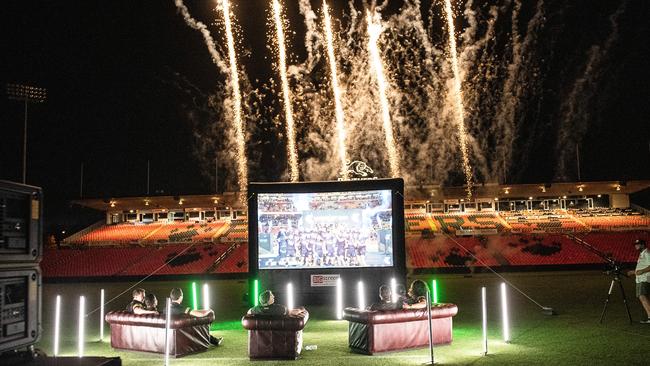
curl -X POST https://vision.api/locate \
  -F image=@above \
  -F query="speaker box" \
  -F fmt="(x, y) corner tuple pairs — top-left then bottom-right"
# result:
(0, 181), (43, 264)
(0, 266), (41, 353)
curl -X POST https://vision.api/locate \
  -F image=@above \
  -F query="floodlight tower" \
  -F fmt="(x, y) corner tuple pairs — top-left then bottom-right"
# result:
(6, 83), (47, 183)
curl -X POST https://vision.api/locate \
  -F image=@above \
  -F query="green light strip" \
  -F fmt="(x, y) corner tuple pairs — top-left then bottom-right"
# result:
(191, 282), (198, 310)
(432, 279), (438, 304)
(253, 279), (259, 306)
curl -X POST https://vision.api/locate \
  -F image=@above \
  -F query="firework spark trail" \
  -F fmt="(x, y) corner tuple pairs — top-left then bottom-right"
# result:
(322, 1), (349, 179)
(272, 0), (300, 182)
(492, 0), (546, 183)
(461, 3), (500, 182)
(555, 1), (627, 180)
(299, 0), (322, 72)
(366, 10), (401, 178)
(221, 0), (248, 192)
(443, 0), (473, 198)
(173, 0), (228, 73)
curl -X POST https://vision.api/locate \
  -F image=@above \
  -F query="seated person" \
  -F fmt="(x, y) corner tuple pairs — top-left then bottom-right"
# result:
(367, 285), (402, 311)
(126, 288), (158, 315)
(395, 284), (408, 304)
(144, 293), (159, 312)
(248, 290), (306, 316)
(163, 288), (223, 346)
(402, 280), (428, 309)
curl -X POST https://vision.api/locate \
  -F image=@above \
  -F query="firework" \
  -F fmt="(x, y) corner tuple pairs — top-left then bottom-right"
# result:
(443, 0), (473, 198)
(272, 0), (300, 182)
(221, 0), (248, 193)
(322, 1), (349, 179)
(366, 10), (400, 178)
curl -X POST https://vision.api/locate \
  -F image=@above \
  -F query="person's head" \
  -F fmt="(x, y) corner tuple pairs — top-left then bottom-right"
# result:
(259, 290), (274, 306)
(170, 288), (183, 304)
(635, 239), (647, 251)
(408, 280), (429, 299)
(144, 293), (158, 310)
(379, 285), (392, 302)
(132, 288), (145, 302)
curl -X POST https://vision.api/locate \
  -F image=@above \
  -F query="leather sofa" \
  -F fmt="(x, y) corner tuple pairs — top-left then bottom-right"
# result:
(343, 304), (458, 354)
(241, 310), (309, 360)
(105, 311), (214, 357)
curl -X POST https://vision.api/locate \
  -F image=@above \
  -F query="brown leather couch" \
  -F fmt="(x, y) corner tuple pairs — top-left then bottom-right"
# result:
(241, 310), (309, 360)
(105, 311), (214, 357)
(343, 304), (458, 354)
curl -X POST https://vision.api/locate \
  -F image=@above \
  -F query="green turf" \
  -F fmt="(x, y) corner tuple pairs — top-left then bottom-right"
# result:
(37, 272), (650, 365)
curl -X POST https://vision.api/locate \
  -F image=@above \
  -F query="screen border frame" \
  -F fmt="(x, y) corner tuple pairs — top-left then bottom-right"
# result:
(248, 178), (405, 280)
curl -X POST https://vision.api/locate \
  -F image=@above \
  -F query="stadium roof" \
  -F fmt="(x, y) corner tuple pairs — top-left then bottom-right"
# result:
(72, 180), (650, 211)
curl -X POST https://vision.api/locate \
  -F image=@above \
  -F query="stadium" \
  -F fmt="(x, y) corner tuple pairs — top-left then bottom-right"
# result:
(2, 0), (650, 366)
(45, 180), (650, 278)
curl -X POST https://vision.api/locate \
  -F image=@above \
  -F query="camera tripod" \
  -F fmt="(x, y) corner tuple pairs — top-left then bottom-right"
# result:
(567, 234), (633, 324)
(599, 265), (632, 324)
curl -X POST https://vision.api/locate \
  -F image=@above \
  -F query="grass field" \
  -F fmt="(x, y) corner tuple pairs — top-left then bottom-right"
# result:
(36, 271), (650, 365)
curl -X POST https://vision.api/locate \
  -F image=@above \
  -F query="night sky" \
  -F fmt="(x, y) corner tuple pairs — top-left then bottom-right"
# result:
(1, 0), (649, 233)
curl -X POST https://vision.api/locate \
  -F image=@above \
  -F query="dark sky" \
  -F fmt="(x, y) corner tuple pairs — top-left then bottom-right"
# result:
(1, 0), (649, 232)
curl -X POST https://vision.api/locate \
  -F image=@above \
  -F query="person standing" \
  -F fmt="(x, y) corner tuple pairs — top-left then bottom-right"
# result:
(628, 239), (650, 324)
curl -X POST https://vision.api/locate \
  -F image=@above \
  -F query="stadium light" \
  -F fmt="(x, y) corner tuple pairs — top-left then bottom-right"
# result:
(432, 279), (438, 304)
(287, 282), (294, 310)
(164, 298), (172, 366)
(100, 289), (105, 341)
(191, 282), (198, 310)
(5, 83), (47, 183)
(358, 281), (365, 309)
(54, 295), (61, 356)
(78, 296), (85, 358)
(501, 282), (510, 343)
(390, 277), (397, 303)
(203, 283), (210, 310)
(253, 279), (259, 306)
(482, 287), (488, 355)
(336, 278), (343, 319)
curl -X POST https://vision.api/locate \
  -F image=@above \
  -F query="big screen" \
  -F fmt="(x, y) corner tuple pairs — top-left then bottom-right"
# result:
(257, 190), (393, 270)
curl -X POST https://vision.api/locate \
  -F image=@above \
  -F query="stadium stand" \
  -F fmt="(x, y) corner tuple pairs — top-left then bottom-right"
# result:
(48, 202), (649, 278)
(71, 222), (162, 245)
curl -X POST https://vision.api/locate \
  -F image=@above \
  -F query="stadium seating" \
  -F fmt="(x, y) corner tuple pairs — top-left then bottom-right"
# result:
(72, 223), (162, 245)
(48, 206), (649, 278)
(212, 244), (248, 273)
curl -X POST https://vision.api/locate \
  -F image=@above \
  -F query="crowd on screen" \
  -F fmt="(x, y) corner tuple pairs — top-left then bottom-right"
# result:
(265, 223), (385, 268)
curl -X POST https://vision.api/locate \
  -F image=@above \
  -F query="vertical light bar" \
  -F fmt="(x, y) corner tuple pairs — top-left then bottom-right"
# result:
(253, 279), (259, 306)
(164, 298), (172, 366)
(203, 283), (210, 310)
(99, 289), (105, 341)
(390, 277), (397, 303)
(501, 282), (510, 343)
(287, 282), (294, 310)
(358, 281), (365, 309)
(482, 287), (488, 355)
(53, 295), (61, 356)
(425, 290), (435, 364)
(432, 279), (438, 304)
(78, 296), (85, 358)
(191, 282), (198, 310)
(336, 277), (343, 319)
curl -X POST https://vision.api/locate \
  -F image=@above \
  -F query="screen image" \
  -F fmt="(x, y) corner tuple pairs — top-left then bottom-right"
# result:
(257, 190), (393, 270)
